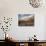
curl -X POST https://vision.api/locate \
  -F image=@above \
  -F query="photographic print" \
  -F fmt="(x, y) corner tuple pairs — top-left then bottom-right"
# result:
(18, 14), (34, 26)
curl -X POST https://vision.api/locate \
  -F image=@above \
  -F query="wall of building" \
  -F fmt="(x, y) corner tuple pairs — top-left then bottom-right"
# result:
(0, 0), (46, 40)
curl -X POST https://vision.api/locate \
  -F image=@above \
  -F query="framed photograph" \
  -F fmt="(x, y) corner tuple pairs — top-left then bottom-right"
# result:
(18, 14), (34, 26)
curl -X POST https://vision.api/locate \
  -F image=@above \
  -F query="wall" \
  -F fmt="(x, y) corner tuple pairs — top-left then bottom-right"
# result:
(0, 0), (46, 40)
(44, 15), (46, 40)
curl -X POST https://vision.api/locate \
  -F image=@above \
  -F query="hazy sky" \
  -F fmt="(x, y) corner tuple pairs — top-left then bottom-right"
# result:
(18, 14), (34, 20)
